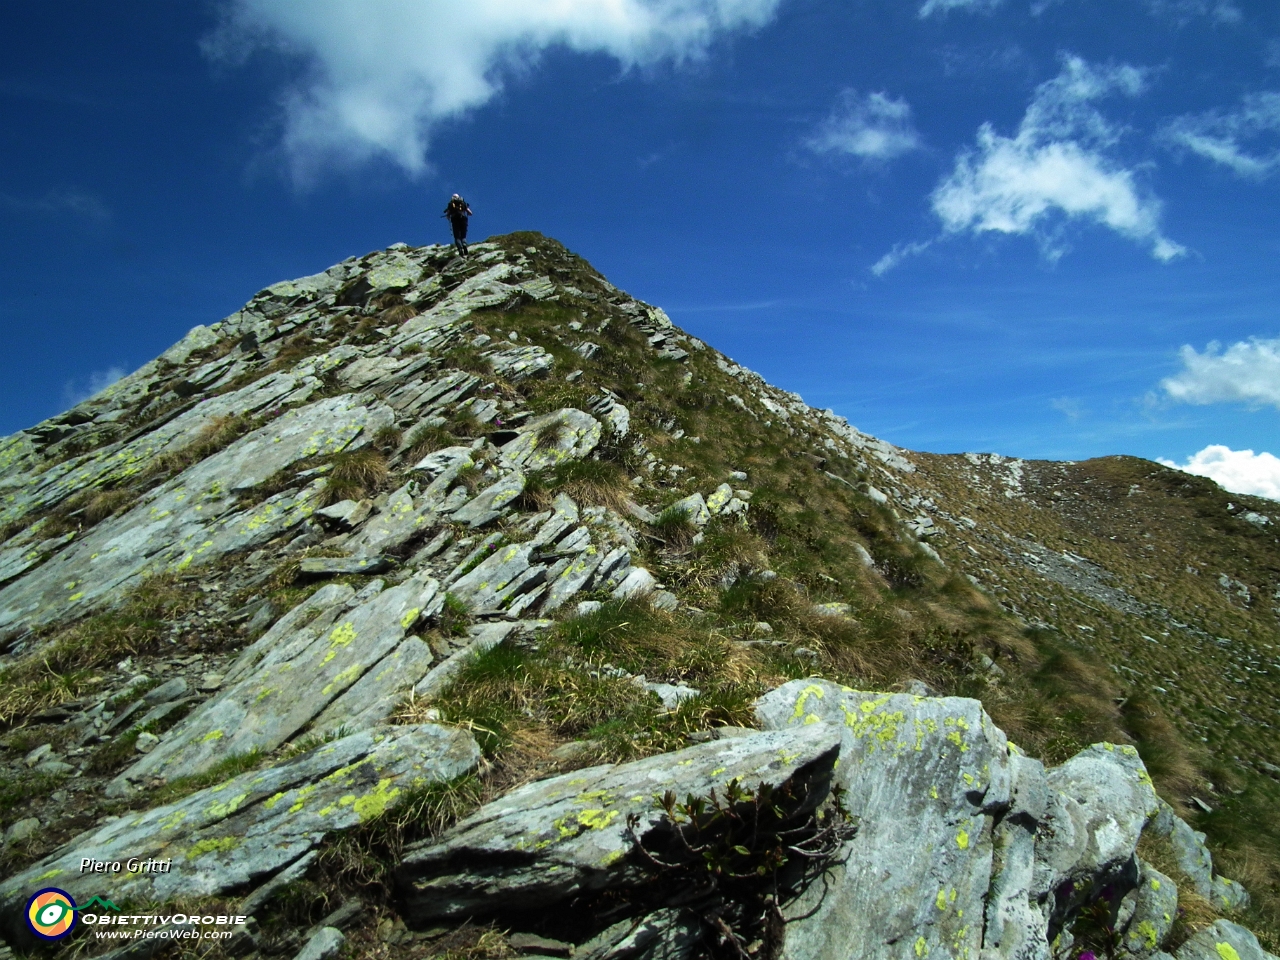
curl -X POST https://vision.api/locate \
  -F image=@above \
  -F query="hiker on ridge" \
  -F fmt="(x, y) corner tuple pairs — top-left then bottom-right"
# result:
(443, 194), (472, 257)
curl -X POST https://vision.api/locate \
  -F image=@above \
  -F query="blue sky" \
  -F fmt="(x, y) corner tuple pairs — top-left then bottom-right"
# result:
(3, 1), (1280, 498)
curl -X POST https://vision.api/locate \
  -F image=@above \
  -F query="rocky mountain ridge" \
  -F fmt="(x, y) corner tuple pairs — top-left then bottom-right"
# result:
(0, 233), (1275, 960)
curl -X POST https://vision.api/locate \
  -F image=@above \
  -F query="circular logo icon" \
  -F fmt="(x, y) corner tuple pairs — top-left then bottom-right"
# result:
(26, 888), (77, 940)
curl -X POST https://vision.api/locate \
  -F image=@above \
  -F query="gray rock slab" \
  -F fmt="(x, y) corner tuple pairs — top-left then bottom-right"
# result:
(529, 494), (581, 548)
(540, 545), (605, 612)
(485, 345), (555, 380)
(1120, 861), (1179, 957)
(1152, 801), (1250, 912)
(295, 927), (345, 960)
(0, 724), (479, 945)
(449, 543), (538, 610)
(667, 493), (709, 526)
(344, 482), (437, 556)
(110, 574), (443, 790)
(309, 636), (435, 735)
(222, 583), (357, 687)
(499, 409), (602, 473)
(395, 725), (842, 923)
(452, 471), (526, 527)
(412, 444), (475, 477)
(1175, 921), (1278, 960)
(755, 679), (1015, 960)
(705, 484), (734, 514)
(1033, 742), (1159, 913)
(0, 394), (392, 637)
(300, 556), (392, 576)
(612, 567), (657, 600)
(983, 752), (1051, 960)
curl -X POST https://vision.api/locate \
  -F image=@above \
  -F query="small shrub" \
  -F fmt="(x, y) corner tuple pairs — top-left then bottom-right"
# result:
(438, 592), (472, 637)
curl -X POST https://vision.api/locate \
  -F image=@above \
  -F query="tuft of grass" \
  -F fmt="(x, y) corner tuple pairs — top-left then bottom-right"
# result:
(534, 418), (566, 447)
(405, 423), (456, 464)
(547, 458), (632, 512)
(144, 414), (256, 483)
(82, 489), (134, 525)
(448, 410), (485, 439)
(0, 574), (204, 723)
(323, 448), (388, 505)
(652, 505), (698, 550)
(379, 303), (419, 324)
(142, 750), (266, 809)
(437, 592), (472, 637)
(371, 425), (402, 453)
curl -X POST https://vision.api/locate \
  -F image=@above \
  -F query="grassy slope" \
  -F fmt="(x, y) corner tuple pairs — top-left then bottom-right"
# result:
(0, 232), (1274, 953)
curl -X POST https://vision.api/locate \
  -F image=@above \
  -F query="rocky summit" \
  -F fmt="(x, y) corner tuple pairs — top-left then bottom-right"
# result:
(0, 233), (1276, 960)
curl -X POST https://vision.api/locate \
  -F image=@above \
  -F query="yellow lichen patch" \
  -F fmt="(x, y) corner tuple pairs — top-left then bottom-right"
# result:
(35, 869), (63, 881)
(936, 889), (949, 911)
(792, 683), (827, 720)
(1133, 921), (1159, 950)
(158, 810), (187, 831)
(328, 621), (357, 649)
(202, 729), (224, 742)
(289, 785), (317, 813)
(400, 607), (421, 630)
(1215, 944), (1241, 960)
(956, 829), (970, 850)
(322, 663), (364, 696)
(263, 792), (286, 810)
(839, 699), (906, 754)
(915, 936), (929, 957)
(599, 849), (625, 867)
(913, 716), (938, 751)
(353, 778), (402, 822)
(206, 792), (249, 819)
(577, 809), (619, 830)
(186, 836), (240, 860)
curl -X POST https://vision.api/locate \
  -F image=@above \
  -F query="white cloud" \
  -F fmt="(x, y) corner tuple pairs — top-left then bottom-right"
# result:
(1164, 92), (1280, 178)
(205, 0), (783, 182)
(1161, 336), (1280, 409)
(807, 90), (922, 161)
(1050, 396), (1085, 420)
(63, 366), (126, 408)
(0, 189), (109, 220)
(930, 55), (1184, 262)
(1158, 446), (1280, 502)
(871, 239), (932, 276)
(919, 0), (1004, 18)
(1142, 0), (1241, 24)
